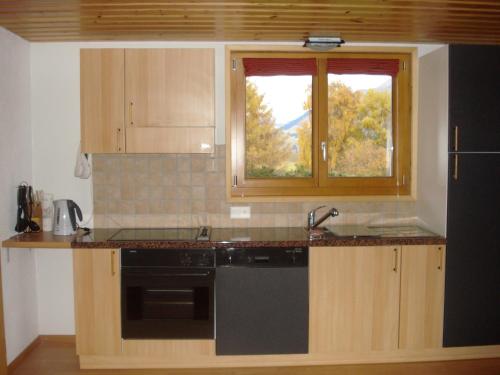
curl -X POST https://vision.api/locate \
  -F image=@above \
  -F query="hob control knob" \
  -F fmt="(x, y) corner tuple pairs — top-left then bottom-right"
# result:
(179, 253), (192, 266)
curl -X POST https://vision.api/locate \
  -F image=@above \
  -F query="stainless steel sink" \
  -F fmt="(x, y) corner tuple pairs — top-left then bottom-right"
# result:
(323, 224), (438, 238)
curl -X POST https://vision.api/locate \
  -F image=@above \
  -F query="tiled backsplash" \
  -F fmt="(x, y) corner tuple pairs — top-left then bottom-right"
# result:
(92, 145), (416, 228)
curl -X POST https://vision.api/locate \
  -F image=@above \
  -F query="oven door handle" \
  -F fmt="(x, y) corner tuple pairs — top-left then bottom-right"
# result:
(167, 272), (212, 277)
(122, 271), (213, 278)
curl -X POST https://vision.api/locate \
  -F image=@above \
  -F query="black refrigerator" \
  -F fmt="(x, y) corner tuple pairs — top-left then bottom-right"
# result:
(443, 45), (500, 347)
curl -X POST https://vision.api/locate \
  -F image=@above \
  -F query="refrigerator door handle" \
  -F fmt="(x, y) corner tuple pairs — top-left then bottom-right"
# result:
(453, 154), (459, 181)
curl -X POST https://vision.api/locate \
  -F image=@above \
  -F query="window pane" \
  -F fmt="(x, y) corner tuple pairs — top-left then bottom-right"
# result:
(245, 76), (312, 178)
(327, 74), (393, 177)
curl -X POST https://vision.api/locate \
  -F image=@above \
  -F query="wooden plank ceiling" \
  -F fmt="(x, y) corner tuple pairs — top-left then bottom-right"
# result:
(0, 0), (499, 44)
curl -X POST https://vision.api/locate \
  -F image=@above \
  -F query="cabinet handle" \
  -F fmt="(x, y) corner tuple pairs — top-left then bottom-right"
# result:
(438, 247), (443, 270)
(116, 128), (122, 152)
(321, 141), (327, 161)
(111, 250), (116, 276)
(453, 126), (459, 152)
(393, 248), (398, 272)
(129, 101), (134, 125)
(453, 154), (459, 181)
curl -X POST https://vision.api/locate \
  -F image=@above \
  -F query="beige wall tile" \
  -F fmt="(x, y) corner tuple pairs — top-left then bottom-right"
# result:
(177, 172), (191, 186)
(121, 182), (135, 200)
(149, 186), (164, 200)
(162, 158), (177, 172)
(149, 200), (165, 214)
(215, 145), (225, 159)
(178, 200), (192, 214)
(92, 145), (417, 229)
(191, 200), (206, 214)
(94, 200), (106, 214)
(120, 201), (135, 215)
(191, 159), (206, 172)
(191, 172), (206, 186)
(162, 199), (177, 213)
(191, 186), (206, 200)
(163, 188), (177, 201)
(205, 159), (216, 172)
(148, 158), (163, 174)
(146, 173), (163, 186)
(178, 214), (192, 227)
(176, 186), (191, 200)
(135, 185), (149, 200)
(206, 186), (225, 200)
(177, 157), (191, 172)
(135, 201), (149, 215)
(162, 173), (177, 186)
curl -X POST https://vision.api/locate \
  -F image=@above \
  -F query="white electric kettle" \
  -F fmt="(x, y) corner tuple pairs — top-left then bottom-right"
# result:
(53, 199), (83, 235)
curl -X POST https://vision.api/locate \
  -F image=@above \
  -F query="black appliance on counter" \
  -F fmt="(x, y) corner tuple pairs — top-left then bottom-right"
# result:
(121, 248), (215, 339)
(215, 247), (309, 355)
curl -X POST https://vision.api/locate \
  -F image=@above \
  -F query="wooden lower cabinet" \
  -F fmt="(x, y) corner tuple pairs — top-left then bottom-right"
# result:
(73, 249), (121, 356)
(73, 244), (452, 368)
(399, 245), (446, 349)
(309, 246), (401, 353)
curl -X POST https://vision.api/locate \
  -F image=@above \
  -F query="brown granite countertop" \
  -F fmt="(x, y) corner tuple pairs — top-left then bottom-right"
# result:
(71, 227), (446, 249)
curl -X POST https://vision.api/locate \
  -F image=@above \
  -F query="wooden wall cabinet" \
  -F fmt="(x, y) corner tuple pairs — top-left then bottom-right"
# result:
(80, 49), (125, 153)
(73, 249), (121, 356)
(399, 245), (446, 349)
(309, 246), (401, 353)
(80, 48), (215, 154)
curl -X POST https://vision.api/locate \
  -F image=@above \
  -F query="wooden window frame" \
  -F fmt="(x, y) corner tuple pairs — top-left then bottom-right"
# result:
(228, 48), (412, 199)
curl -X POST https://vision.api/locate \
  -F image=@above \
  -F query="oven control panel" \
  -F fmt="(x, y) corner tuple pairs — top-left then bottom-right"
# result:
(122, 248), (215, 268)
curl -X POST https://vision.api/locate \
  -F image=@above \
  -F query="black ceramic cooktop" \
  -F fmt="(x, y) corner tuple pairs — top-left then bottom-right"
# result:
(109, 228), (201, 241)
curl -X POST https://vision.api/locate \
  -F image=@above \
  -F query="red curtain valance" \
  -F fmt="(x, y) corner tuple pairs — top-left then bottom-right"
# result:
(243, 58), (317, 76)
(327, 58), (400, 77)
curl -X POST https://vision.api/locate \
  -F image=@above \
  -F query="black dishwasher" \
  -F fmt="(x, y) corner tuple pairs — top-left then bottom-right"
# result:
(215, 247), (308, 355)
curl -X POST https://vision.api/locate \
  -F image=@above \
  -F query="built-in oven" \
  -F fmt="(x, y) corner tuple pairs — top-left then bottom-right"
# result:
(121, 248), (215, 339)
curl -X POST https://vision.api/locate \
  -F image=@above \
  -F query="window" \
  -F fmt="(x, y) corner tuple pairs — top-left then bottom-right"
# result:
(229, 50), (412, 197)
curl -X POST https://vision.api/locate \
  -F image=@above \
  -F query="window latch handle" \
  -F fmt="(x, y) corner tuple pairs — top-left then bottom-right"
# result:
(321, 141), (327, 161)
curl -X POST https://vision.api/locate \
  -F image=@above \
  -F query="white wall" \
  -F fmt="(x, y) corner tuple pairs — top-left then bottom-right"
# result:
(35, 250), (74, 334)
(416, 46), (449, 236)
(0, 27), (39, 364)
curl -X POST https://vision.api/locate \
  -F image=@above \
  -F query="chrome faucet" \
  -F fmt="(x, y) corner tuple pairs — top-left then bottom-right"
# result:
(307, 206), (339, 230)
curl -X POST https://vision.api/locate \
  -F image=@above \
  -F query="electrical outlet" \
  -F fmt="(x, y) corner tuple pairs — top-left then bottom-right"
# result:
(230, 206), (251, 219)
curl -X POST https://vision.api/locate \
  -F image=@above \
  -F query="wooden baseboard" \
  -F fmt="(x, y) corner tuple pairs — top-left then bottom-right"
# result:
(7, 337), (41, 374)
(79, 345), (500, 369)
(7, 335), (75, 374)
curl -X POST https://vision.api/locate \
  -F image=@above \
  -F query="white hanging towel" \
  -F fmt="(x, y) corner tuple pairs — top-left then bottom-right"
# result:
(74, 145), (91, 179)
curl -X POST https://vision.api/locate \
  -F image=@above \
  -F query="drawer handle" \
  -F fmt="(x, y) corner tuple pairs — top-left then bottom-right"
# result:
(116, 128), (122, 152)
(129, 101), (134, 125)
(111, 250), (116, 276)
(438, 247), (443, 270)
(393, 248), (398, 272)
(453, 126), (459, 152)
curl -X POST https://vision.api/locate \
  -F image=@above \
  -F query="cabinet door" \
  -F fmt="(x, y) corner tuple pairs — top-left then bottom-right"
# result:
(444, 154), (500, 346)
(449, 45), (500, 152)
(125, 49), (214, 128)
(80, 49), (125, 153)
(309, 246), (401, 353)
(399, 245), (445, 349)
(73, 249), (121, 355)
(125, 49), (215, 153)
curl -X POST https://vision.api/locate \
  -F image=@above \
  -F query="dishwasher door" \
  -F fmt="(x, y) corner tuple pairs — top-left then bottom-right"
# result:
(215, 248), (308, 355)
